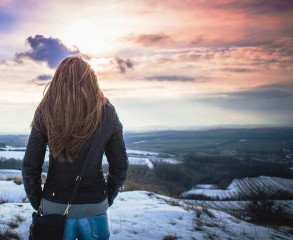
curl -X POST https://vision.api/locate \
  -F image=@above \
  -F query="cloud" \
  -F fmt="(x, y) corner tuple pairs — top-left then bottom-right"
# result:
(199, 82), (293, 112)
(128, 33), (170, 47)
(15, 35), (80, 68)
(36, 74), (52, 81)
(190, 35), (205, 45)
(144, 75), (194, 82)
(221, 68), (254, 73)
(212, 0), (293, 15)
(114, 57), (134, 73)
(153, 0), (293, 15)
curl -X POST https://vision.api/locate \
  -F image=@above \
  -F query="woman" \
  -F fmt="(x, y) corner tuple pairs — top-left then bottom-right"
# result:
(22, 56), (128, 240)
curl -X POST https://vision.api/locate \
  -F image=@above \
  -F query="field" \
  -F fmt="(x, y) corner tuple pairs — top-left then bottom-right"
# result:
(182, 176), (293, 200)
(2, 127), (293, 155)
(124, 127), (293, 155)
(0, 127), (293, 238)
(0, 171), (292, 239)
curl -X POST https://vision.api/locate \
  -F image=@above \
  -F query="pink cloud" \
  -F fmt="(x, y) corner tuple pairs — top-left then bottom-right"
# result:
(126, 33), (170, 47)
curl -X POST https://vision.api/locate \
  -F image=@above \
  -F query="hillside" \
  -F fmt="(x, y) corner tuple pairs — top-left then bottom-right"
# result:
(182, 176), (293, 200)
(0, 190), (293, 240)
(2, 127), (293, 155)
(124, 128), (293, 155)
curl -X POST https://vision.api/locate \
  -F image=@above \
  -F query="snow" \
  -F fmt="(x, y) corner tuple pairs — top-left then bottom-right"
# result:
(0, 180), (26, 203)
(126, 149), (159, 156)
(0, 150), (50, 161)
(120, 156), (179, 169)
(3, 146), (26, 150)
(0, 169), (23, 180)
(0, 190), (292, 240)
(108, 191), (196, 239)
(183, 176), (293, 200)
(193, 184), (218, 189)
(132, 140), (146, 144)
(0, 147), (179, 167)
(0, 146), (26, 160)
(185, 199), (293, 219)
(0, 151), (25, 160)
(0, 171), (292, 239)
(182, 180), (239, 200)
(127, 157), (154, 169)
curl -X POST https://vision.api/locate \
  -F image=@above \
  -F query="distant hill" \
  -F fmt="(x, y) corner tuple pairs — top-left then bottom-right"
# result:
(182, 176), (293, 200)
(124, 127), (293, 154)
(1, 127), (293, 155)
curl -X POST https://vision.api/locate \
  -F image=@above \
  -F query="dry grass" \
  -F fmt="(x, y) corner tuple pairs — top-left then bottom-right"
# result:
(13, 178), (23, 185)
(163, 235), (179, 240)
(123, 180), (169, 196)
(15, 214), (25, 223)
(7, 222), (18, 229)
(202, 205), (215, 218)
(4, 176), (46, 185)
(0, 230), (20, 240)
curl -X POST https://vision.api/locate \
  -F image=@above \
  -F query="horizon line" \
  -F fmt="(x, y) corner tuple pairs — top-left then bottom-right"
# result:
(1, 124), (293, 135)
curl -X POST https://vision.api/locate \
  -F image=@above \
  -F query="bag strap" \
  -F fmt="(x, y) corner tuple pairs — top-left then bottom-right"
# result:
(64, 128), (98, 216)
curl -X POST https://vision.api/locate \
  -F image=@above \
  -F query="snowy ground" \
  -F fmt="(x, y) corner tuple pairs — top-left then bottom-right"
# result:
(0, 175), (293, 240)
(0, 147), (179, 168)
(0, 169), (23, 180)
(182, 176), (293, 200)
(0, 180), (26, 203)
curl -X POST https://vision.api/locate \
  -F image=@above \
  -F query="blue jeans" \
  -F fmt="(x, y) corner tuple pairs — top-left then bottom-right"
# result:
(63, 213), (110, 240)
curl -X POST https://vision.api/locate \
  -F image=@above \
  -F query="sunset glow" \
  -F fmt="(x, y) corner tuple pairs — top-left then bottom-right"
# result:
(0, 0), (292, 133)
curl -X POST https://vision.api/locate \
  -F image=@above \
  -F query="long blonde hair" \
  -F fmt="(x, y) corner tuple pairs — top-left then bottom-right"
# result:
(32, 56), (109, 162)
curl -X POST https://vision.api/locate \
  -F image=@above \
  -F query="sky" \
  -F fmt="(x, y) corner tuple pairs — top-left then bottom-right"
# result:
(0, 0), (293, 133)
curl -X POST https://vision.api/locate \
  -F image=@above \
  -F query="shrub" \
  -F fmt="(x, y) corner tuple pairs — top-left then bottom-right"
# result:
(15, 214), (25, 223)
(7, 222), (18, 229)
(0, 230), (20, 240)
(0, 199), (8, 204)
(13, 178), (23, 185)
(202, 205), (214, 218)
(163, 235), (179, 240)
(244, 190), (293, 226)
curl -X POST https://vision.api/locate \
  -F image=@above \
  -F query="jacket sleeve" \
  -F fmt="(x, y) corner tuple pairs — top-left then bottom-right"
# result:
(22, 126), (47, 210)
(105, 110), (128, 206)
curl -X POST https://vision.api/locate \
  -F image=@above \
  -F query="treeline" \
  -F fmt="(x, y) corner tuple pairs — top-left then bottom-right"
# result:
(1, 155), (292, 199)
(0, 158), (22, 169)
(0, 157), (49, 172)
(123, 154), (293, 198)
(183, 154), (293, 188)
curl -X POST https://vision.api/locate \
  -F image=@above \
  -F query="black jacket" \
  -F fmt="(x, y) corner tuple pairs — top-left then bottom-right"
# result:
(22, 103), (128, 210)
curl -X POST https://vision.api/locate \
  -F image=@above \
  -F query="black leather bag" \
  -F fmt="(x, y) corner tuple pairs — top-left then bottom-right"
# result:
(29, 211), (65, 240)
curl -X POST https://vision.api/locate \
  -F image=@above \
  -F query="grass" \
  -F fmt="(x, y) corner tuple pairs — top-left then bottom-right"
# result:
(7, 222), (18, 229)
(13, 178), (23, 185)
(163, 235), (179, 240)
(15, 214), (25, 223)
(123, 179), (169, 196)
(164, 199), (181, 207)
(3, 176), (46, 185)
(202, 205), (215, 218)
(0, 230), (20, 240)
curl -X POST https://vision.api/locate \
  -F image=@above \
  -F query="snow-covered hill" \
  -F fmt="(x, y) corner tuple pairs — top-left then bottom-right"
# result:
(0, 188), (292, 239)
(0, 148), (179, 168)
(1, 170), (293, 239)
(182, 176), (293, 200)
